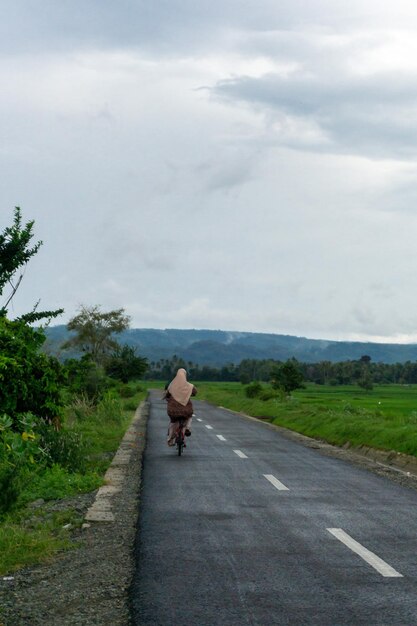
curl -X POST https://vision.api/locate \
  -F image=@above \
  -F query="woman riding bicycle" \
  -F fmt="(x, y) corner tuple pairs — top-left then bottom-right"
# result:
(164, 368), (197, 446)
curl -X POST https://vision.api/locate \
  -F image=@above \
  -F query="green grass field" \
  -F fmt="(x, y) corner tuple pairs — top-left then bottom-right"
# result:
(195, 382), (417, 457)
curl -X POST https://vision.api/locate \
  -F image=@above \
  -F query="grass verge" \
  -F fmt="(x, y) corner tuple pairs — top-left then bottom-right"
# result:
(196, 382), (417, 457)
(0, 385), (147, 576)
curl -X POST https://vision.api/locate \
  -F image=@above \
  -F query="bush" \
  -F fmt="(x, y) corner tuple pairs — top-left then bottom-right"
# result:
(271, 360), (304, 396)
(118, 384), (136, 398)
(0, 318), (64, 427)
(64, 394), (95, 423)
(245, 382), (263, 398)
(63, 357), (109, 402)
(36, 421), (87, 473)
(123, 400), (138, 412)
(0, 414), (44, 515)
(20, 464), (102, 502)
(259, 388), (278, 401)
(358, 374), (373, 392)
(0, 464), (22, 516)
(105, 344), (148, 383)
(95, 392), (125, 424)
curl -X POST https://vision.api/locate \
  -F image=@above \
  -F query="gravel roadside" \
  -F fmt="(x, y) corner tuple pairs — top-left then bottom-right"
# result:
(0, 399), (149, 626)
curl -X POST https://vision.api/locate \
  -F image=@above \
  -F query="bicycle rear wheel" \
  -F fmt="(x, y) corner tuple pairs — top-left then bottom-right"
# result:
(175, 430), (183, 456)
(177, 421), (185, 456)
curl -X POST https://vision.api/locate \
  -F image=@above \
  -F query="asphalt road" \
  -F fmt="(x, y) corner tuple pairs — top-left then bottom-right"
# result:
(131, 391), (417, 625)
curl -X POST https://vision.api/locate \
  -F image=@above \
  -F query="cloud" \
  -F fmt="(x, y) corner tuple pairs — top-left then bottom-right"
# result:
(210, 29), (417, 159)
(196, 149), (259, 193)
(3, 1), (417, 343)
(4, 0), (417, 57)
(0, 0), (282, 56)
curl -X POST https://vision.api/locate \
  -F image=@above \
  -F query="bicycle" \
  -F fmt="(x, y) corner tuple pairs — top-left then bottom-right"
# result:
(175, 418), (187, 456)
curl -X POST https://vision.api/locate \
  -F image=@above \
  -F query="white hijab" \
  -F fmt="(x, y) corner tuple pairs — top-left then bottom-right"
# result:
(168, 368), (194, 406)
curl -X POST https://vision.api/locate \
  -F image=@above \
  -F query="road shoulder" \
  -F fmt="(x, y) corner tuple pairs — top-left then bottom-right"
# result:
(0, 400), (149, 626)
(219, 405), (417, 492)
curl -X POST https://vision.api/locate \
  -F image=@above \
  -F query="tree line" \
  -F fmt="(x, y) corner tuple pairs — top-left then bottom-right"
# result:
(145, 354), (417, 388)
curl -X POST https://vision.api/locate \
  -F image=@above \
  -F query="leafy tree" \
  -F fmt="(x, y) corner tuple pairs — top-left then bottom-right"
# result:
(0, 207), (63, 321)
(0, 208), (65, 428)
(239, 372), (251, 385)
(271, 359), (304, 396)
(105, 344), (148, 383)
(358, 373), (373, 392)
(358, 354), (373, 391)
(0, 207), (41, 314)
(63, 355), (109, 401)
(63, 305), (130, 365)
(0, 301), (64, 428)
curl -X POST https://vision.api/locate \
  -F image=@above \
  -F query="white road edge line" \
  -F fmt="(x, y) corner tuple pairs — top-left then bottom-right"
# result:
(216, 435), (226, 441)
(233, 450), (248, 459)
(263, 474), (289, 491)
(205, 425), (213, 430)
(327, 528), (403, 578)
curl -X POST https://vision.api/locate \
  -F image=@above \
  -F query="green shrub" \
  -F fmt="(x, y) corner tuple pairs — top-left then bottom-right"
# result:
(0, 464), (22, 516)
(0, 318), (64, 427)
(64, 394), (95, 423)
(118, 384), (136, 398)
(37, 421), (86, 473)
(123, 400), (138, 412)
(63, 357), (109, 402)
(20, 464), (102, 502)
(105, 344), (148, 383)
(95, 392), (125, 424)
(259, 388), (278, 401)
(271, 360), (304, 395)
(245, 382), (263, 398)
(0, 414), (44, 515)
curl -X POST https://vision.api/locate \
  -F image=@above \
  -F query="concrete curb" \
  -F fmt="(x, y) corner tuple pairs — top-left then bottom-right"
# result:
(85, 400), (147, 523)
(348, 444), (417, 475)
(219, 405), (417, 478)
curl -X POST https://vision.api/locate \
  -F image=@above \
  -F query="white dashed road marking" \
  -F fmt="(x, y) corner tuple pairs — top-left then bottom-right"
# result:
(205, 425), (213, 430)
(196, 418), (203, 422)
(233, 450), (248, 459)
(263, 474), (289, 491)
(327, 528), (403, 578)
(216, 435), (226, 441)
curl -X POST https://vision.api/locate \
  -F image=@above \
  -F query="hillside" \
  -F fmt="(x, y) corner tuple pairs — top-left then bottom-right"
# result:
(43, 326), (417, 366)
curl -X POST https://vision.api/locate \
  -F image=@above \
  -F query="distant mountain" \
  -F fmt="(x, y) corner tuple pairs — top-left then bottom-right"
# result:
(43, 326), (417, 366)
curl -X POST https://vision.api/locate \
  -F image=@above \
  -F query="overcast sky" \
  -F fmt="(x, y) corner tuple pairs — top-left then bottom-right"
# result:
(2, 0), (417, 342)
